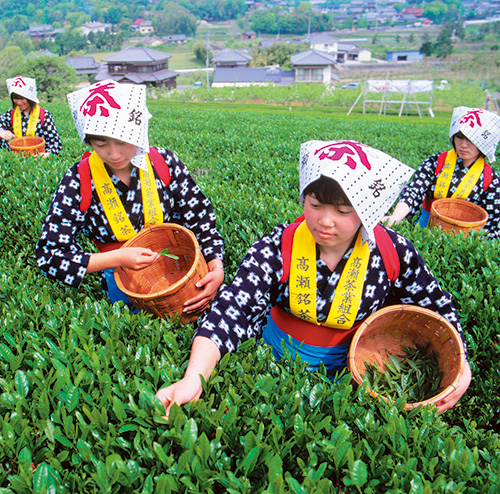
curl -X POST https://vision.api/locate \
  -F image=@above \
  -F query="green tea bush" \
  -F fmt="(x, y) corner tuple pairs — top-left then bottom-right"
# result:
(1, 101), (500, 492)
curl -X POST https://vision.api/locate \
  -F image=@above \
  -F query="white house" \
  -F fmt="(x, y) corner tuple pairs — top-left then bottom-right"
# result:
(309, 33), (339, 54)
(291, 49), (339, 84)
(79, 21), (112, 36)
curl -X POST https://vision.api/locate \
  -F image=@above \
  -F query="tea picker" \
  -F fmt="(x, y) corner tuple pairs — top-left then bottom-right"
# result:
(157, 140), (471, 415)
(0, 76), (62, 156)
(36, 80), (224, 317)
(384, 106), (500, 239)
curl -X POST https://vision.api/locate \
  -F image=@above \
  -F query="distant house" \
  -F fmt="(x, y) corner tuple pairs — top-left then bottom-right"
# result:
(212, 66), (294, 87)
(241, 31), (256, 40)
(402, 7), (423, 16)
(26, 24), (63, 41)
(131, 19), (155, 35)
(309, 34), (370, 63)
(96, 46), (178, 89)
(337, 42), (371, 62)
(65, 56), (101, 76)
(79, 22), (112, 36)
(162, 34), (188, 44)
(138, 21), (155, 35)
(385, 50), (424, 62)
(291, 49), (339, 84)
(259, 39), (283, 49)
(28, 49), (58, 58)
(309, 33), (339, 54)
(212, 49), (252, 68)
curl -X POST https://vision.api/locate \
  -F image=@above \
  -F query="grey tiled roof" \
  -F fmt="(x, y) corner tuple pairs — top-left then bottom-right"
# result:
(291, 49), (337, 66)
(103, 47), (171, 63)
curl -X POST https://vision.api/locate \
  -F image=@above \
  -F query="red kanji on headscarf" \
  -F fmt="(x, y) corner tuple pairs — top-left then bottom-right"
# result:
(460, 109), (483, 128)
(80, 82), (121, 118)
(314, 141), (371, 171)
(12, 77), (26, 88)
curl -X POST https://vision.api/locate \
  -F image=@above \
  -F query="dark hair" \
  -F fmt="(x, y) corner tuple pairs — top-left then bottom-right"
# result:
(452, 132), (486, 158)
(10, 93), (36, 113)
(84, 134), (108, 145)
(303, 177), (352, 206)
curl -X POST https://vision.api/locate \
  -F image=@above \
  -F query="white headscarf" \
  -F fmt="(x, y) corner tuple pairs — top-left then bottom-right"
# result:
(449, 106), (500, 163)
(7, 76), (39, 104)
(67, 80), (152, 170)
(300, 140), (414, 246)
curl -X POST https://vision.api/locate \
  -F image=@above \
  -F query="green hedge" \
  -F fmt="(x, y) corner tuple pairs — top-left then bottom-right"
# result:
(0, 102), (499, 492)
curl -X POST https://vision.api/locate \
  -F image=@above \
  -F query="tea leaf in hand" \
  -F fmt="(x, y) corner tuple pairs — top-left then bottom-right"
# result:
(160, 248), (179, 260)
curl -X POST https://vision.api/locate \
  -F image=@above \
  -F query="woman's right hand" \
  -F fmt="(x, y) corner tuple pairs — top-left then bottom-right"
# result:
(0, 130), (16, 141)
(119, 247), (159, 270)
(155, 336), (221, 420)
(87, 247), (159, 274)
(156, 375), (205, 419)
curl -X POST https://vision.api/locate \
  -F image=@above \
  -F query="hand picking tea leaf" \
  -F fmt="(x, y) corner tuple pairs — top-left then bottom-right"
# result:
(160, 248), (179, 260)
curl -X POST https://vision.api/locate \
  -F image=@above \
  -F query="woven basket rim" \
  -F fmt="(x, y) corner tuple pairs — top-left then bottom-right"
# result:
(114, 223), (202, 301)
(9, 136), (45, 150)
(431, 198), (488, 227)
(347, 304), (467, 410)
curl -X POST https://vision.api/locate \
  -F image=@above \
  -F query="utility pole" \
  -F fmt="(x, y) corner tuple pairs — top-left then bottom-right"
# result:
(205, 32), (210, 90)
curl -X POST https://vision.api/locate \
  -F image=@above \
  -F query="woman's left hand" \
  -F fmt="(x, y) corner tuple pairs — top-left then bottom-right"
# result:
(434, 360), (472, 413)
(183, 260), (224, 314)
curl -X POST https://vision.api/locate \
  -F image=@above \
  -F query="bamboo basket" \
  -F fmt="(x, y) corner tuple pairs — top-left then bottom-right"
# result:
(9, 136), (45, 155)
(429, 198), (488, 235)
(347, 305), (466, 410)
(114, 223), (208, 324)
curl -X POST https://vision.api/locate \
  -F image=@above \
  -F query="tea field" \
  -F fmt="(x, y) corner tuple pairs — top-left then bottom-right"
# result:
(1, 101), (500, 493)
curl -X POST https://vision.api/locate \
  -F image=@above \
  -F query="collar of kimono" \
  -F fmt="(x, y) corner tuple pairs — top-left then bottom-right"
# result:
(289, 221), (370, 330)
(88, 151), (163, 242)
(13, 105), (39, 138)
(435, 149), (485, 199)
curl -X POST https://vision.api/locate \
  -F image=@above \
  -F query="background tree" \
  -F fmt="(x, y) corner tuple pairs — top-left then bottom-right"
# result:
(423, 0), (448, 23)
(66, 12), (91, 29)
(10, 55), (78, 101)
(53, 29), (87, 55)
(250, 41), (309, 69)
(193, 40), (212, 65)
(0, 46), (25, 98)
(153, 3), (197, 36)
(419, 40), (434, 56)
(433, 25), (453, 58)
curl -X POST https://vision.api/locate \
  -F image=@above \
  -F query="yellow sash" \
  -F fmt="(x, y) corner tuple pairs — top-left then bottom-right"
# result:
(289, 222), (370, 330)
(435, 149), (485, 199)
(12, 105), (40, 138)
(88, 152), (163, 242)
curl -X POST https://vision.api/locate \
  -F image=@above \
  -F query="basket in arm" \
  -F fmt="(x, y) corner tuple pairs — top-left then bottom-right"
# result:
(114, 223), (208, 324)
(347, 305), (467, 410)
(9, 136), (45, 155)
(430, 198), (488, 235)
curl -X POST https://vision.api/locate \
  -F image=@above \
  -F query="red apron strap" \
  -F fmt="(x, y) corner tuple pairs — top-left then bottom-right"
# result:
(373, 225), (399, 282)
(78, 152), (93, 213)
(270, 306), (359, 347)
(435, 151), (447, 176)
(93, 240), (125, 253)
(148, 146), (171, 187)
(484, 163), (493, 191)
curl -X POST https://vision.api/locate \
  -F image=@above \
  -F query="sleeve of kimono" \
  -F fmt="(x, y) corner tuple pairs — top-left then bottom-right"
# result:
(36, 164), (92, 288)
(481, 169), (500, 239)
(38, 110), (62, 155)
(398, 154), (440, 217)
(195, 225), (286, 357)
